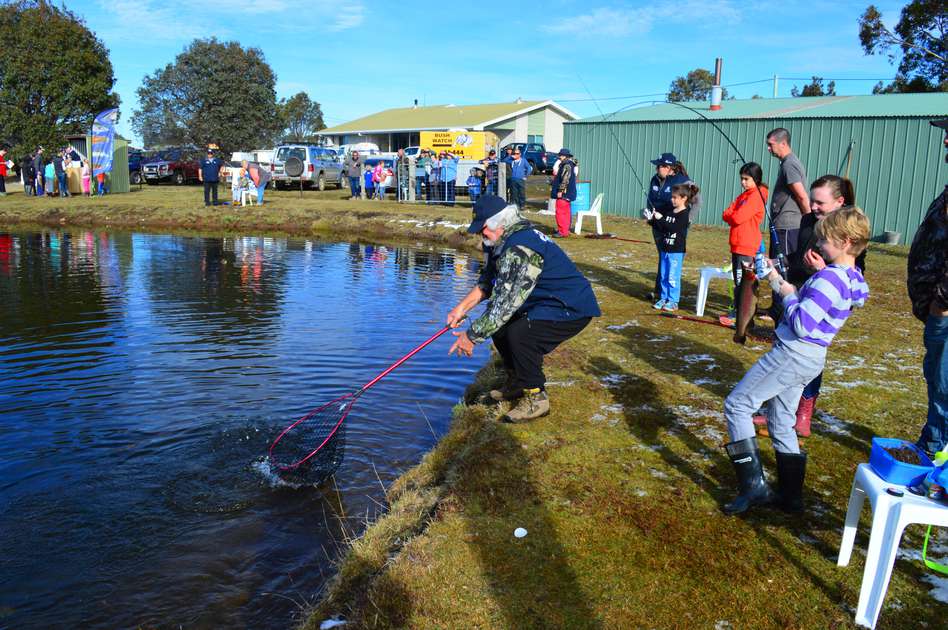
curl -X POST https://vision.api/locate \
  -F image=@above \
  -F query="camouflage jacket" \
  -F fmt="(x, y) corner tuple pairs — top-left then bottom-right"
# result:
(468, 222), (543, 344)
(907, 185), (948, 322)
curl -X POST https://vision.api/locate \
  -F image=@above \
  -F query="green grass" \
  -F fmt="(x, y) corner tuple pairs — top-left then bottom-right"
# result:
(1, 182), (943, 629)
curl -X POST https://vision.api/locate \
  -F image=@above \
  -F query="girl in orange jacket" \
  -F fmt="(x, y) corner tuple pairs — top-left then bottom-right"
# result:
(721, 162), (768, 325)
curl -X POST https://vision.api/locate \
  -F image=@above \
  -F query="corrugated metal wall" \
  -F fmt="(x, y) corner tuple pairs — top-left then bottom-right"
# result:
(565, 117), (945, 242)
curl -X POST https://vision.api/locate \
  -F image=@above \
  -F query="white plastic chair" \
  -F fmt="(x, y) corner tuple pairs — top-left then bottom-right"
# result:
(574, 193), (604, 235)
(837, 463), (948, 629)
(241, 187), (258, 206)
(695, 266), (732, 317)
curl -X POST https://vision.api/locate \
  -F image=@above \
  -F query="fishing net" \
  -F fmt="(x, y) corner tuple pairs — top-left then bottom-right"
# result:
(268, 395), (353, 485)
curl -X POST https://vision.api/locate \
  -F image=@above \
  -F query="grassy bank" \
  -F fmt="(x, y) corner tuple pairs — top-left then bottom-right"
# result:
(297, 211), (945, 627)
(2, 183), (943, 628)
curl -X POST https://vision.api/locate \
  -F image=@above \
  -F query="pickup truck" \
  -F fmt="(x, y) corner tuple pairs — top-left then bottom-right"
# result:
(500, 142), (557, 174)
(128, 149), (147, 185)
(142, 148), (202, 185)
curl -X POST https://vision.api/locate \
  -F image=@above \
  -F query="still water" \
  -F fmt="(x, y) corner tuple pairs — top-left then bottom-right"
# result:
(0, 231), (487, 629)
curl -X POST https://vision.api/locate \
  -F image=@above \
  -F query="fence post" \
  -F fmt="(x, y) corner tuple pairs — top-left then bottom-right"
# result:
(497, 159), (506, 203)
(408, 156), (416, 202)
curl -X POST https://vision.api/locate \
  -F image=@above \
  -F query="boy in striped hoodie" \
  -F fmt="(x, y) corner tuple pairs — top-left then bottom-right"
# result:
(721, 207), (870, 515)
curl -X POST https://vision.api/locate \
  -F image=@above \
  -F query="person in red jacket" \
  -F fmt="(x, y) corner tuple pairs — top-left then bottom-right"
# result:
(720, 162), (768, 326)
(0, 149), (8, 196)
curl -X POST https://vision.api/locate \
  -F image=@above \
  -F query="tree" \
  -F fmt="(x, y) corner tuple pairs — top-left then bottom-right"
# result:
(858, 1), (947, 92)
(790, 76), (837, 97)
(277, 92), (325, 142)
(133, 38), (279, 152)
(667, 68), (729, 102)
(0, 1), (119, 157)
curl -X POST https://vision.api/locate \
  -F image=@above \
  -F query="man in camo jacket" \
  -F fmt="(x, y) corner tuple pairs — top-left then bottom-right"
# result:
(447, 195), (600, 422)
(911, 119), (948, 455)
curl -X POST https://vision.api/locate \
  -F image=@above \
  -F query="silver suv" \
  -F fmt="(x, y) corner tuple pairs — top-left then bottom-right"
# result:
(271, 144), (344, 191)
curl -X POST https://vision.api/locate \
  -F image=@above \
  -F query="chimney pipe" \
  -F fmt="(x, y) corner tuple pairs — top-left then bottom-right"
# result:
(413, 98), (418, 109)
(710, 57), (723, 111)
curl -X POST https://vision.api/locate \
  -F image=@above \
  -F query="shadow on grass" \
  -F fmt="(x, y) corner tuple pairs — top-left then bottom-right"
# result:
(451, 419), (603, 629)
(586, 343), (859, 613)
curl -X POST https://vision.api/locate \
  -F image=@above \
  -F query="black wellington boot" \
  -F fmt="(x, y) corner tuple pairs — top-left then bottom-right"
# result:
(722, 437), (775, 515)
(775, 451), (807, 513)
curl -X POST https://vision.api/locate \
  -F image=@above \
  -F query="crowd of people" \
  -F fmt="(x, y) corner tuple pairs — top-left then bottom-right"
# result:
(443, 118), (947, 519)
(12, 146), (110, 198)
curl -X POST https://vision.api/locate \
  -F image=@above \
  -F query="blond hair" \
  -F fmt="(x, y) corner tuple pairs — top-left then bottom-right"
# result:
(816, 206), (870, 256)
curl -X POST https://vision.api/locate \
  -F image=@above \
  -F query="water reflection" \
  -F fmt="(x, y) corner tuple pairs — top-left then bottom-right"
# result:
(0, 229), (485, 630)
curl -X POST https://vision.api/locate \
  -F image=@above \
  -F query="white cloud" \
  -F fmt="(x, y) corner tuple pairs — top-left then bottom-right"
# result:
(543, 8), (651, 37)
(328, 3), (365, 32)
(542, 1), (740, 39)
(96, 0), (207, 43)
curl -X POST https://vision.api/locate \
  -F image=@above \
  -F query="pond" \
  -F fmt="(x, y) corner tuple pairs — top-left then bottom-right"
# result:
(0, 230), (488, 629)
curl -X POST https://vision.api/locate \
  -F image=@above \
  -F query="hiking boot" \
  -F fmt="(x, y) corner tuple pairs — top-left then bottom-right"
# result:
(794, 395), (816, 438)
(775, 451), (807, 512)
(489, 376), (522, 403)
(502, 388), (550, 423)
(722, 437), (775, 515)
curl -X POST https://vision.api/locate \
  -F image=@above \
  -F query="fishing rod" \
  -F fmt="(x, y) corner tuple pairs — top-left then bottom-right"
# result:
(577, 76), (653, 213)
(661, 101), (787, 276)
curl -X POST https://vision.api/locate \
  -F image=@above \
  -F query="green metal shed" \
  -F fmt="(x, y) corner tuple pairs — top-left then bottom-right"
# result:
(564, 93), (947, 242)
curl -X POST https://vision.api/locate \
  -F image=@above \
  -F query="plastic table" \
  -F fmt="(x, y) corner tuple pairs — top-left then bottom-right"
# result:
(837, 463), (948, 628)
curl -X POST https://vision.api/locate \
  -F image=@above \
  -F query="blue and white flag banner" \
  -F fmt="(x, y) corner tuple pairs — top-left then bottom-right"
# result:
(91, 108), (119, 176)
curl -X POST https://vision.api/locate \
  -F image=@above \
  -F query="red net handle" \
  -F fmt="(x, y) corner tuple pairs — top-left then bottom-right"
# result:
(358, 323), (458, 394)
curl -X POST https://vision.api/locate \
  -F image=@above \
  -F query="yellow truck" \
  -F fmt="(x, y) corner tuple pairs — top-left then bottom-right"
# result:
(419, 131), (499, 160)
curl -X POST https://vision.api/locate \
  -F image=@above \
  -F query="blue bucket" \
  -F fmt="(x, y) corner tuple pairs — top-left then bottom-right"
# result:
(869, 437), (933, 486)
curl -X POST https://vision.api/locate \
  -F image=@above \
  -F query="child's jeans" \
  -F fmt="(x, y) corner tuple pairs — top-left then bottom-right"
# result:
(658, 252), (684, 304)
(376, 185), (386, 200)
(725, 339), (825, 454)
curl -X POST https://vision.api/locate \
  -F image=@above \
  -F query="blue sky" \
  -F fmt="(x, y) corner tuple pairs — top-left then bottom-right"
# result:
(72, 0), (908, 146)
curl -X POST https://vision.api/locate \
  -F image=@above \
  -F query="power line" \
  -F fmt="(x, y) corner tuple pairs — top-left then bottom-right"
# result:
(549, 76), (900, 103)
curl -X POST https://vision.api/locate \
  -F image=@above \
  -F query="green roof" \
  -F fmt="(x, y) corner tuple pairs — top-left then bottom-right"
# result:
(576, 93), (948, 123)
(320, 101), (547, 133)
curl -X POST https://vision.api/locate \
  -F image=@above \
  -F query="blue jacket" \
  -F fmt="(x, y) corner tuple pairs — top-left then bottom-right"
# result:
(442, 157), (459, 181)
(647, 172), (689, 213)
(493, 225), (601, 321)
(509, 158), (533, 181)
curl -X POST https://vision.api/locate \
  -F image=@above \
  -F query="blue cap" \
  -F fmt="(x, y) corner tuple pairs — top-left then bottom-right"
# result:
(558, 148), (572, 157)
(467, 195), (508, 233)
(650, 152), (677, 166)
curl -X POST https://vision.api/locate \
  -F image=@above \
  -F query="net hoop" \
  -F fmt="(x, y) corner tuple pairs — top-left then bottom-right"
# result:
(268, 393), (355, 471)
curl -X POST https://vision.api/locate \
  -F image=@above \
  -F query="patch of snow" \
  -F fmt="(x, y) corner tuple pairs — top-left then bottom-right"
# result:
(648, 468), (670, 480)
(922, 574), (948, 604)
(545, 380), (576, 388)
(714, 621), (733, 630)
(814, 411), (854, 437)
(600, 373), (628, 387)
(606, 320), (639, 331)
(601, 404), (624, 414)
(691, 377), (720, 386)
(828, 356), (866, 375)
(590, 413), (607, 423)
(635, 489), (648, 497)
(647, 335), (671, 343)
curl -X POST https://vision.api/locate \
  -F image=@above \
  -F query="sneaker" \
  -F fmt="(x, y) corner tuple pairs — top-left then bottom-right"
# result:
(502, 388), (550, 423)
(652, 299), (666, 310)
(719, 315), (736, 328)
(661, 302), (678, 312)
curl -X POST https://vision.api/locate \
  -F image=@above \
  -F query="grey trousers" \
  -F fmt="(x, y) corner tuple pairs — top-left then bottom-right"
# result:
(724, 340), (824, 453)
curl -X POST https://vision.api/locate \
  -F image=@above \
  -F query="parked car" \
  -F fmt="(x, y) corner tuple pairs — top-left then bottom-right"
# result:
(500, 142), (554, 174)
(271, 144), (344, 191)
(142, 148), (202, 185)
(128, 148), (147, 185)
(338, 142), (381, 160)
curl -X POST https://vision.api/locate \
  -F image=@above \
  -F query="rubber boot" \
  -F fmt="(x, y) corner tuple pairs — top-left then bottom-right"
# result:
(774, 451), (807, 512)
(794, 395), (816, 438)
(722, 437), (775, 515)
(502, 388), (550, 423)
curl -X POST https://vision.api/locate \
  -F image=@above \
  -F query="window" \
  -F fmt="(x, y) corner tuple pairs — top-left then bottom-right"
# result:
(276, 147), (306, 162)
(527, 135), (544, 145)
